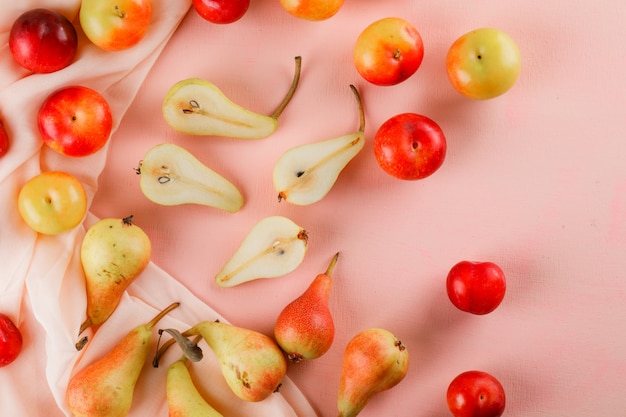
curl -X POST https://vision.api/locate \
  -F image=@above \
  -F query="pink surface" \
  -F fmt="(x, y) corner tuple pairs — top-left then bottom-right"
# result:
(3, 1), (626, 416)
(92, 2), (626, 416)
(95, 2), (626, 416)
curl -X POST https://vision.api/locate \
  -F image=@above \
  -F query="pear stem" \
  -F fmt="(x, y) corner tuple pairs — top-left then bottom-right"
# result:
(177, 335), (203, 363)
(75, 336), (88, 351)
(270, 56), (302, 120)
(78, 318), (92, 337)
(77, 302), (179, 351)
(146, 302), (180, 330)
(325, 252), (340, 276)
(153, 336), (177, 367)
(161, 328), (203, 362)
(76, 318), (96, 351)
(349, 84), (365, 133)
(153, 326), (199, 367)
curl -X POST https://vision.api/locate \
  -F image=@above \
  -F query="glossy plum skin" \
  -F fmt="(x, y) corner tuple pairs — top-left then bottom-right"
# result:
(446, 261), (506, 315)
(373, 113), (446, 180)
(192, 0), (250, 24)
(447, 370), (505, 417)
(354, 17), (424, 86)
(0, 313), (23, 367)
(279, 0), (344, 21)
(9, 8), (78, 73)
(446, 28), (521, 100)
(38, 86), (113, 157)
(0, 120), (9, 157)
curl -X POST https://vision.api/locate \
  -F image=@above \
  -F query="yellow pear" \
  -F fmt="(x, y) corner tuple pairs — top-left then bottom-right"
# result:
(156, 321), (287, 402)
(166, 357), (224, 417)
(66, 302), (179, 417)
(77, 215), (151, 349)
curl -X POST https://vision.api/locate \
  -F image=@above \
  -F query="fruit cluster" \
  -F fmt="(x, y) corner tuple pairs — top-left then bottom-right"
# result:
(3, 2), (522, 417)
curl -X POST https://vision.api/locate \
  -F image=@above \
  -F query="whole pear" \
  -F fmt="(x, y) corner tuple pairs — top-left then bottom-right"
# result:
(167, 356), (224, 417)
(66, 302), (179, 417)
(274, 252), (338, 362)
(159, 321), (287, 402)
(78, 215), (151, 348)
(337, 328), (409, 417)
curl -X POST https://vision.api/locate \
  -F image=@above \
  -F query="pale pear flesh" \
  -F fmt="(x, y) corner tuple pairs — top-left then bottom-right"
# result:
(274, 132), (364, 205)
(137, 143), (243, 212)
(162, 79), (277, 138)
(274, 84), (365, 205)
(162, 56), (301, 139)
(215, 215), (308, 287)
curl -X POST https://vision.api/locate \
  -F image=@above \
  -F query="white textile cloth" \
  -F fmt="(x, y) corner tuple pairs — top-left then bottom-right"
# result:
(0, 2), (316, 416)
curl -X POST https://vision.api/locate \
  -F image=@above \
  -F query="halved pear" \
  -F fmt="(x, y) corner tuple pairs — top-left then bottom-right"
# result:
(162, 56), (302, 139)
(273, 84), (365, 205)
(215, 215), (308, 287)
(136, 143), (243, 212)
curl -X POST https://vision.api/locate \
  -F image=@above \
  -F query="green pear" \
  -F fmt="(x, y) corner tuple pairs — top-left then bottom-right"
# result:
(215, 215), (308, 287)
(337, 328), (409, 417)
(135, 143), (243, 212)
(158, 321), (287, 403)
(167, 357), (224, 417)
(77, 216), (151, 349)
(274, 252), (338, 362)
(66, 302), (179, 417)
(273, 85), (365, 205)
(162, 56), (301, 139)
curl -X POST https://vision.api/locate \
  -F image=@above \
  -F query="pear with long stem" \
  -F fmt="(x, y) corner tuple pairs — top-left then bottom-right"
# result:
(162, 56), (302, 139)
(274, 252), (339, 362)
(66, 302), (180, 417)
(135, 143), (244, 212)
(215, 215), (309, 287)
(273, 84), (365, 205)
(155, 321), (287, 403)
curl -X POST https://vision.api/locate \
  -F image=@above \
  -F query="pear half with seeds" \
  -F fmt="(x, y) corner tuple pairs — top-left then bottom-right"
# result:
(273, 84), (365, 205)
(137, 143), (243, 212)
(215, 215), (308, 287)
(162, 56), (302, 139)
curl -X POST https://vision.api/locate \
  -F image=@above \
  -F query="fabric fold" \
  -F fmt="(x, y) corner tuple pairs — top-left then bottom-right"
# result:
(0, 1), (316, 416)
